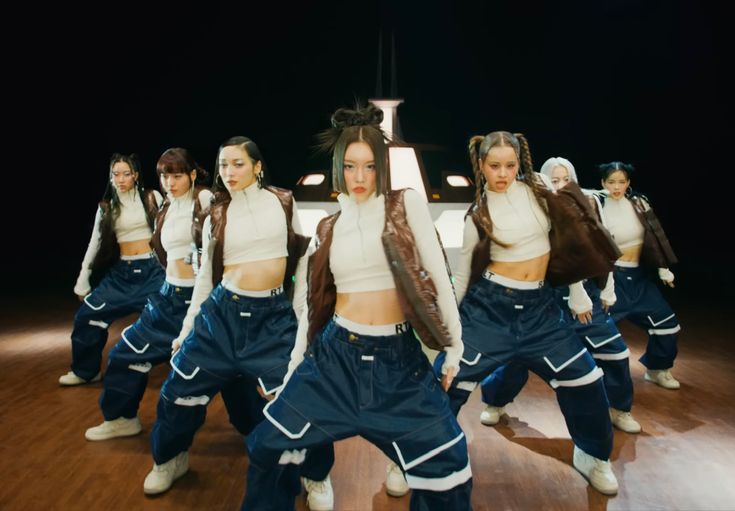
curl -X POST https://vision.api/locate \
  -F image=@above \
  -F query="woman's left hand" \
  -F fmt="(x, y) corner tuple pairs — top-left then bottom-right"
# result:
(441, 367), (456, 391)
(257, 385), (275, 402)
(573, 309), (593, 324)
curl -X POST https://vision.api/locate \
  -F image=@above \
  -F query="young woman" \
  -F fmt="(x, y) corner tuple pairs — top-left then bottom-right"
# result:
(240, 105), (472, 511)
(84, 147), (212, 440)
(142, 138), (332, 504)
(61, 153), (165, 386)
(600, 161), (680, 389)
(436, 133), (620, 495)
(477, 157), (641, 434)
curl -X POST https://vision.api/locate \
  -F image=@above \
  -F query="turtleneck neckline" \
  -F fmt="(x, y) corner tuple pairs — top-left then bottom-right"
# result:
(168, 186), (195, 203)
(118, 188), (139, 204)
(337, 191), (382, 210)
(485, 179), (520, 197)
(229, 180), (261, 202)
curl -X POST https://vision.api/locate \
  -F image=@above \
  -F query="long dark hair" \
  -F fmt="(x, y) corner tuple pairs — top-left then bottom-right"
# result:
(102, 153), (144, 217)
(467, 131), (547, 214)
(213, 136), (268, 200)
(317, 103), (390, 197)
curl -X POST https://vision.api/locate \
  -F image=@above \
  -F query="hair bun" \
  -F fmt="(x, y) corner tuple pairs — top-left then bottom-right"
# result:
(330, 104), (384, 129)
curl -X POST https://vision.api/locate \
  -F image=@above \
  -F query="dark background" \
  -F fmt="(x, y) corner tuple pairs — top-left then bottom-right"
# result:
(6, 1), (730, 303)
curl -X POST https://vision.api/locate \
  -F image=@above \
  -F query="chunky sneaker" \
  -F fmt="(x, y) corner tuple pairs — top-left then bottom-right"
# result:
(143, 451), (189, 495)
(85, 416), (142, 441)
(610, 408), (642, 434)
(479, 405), (505, 426)
(59, 371), (101, 386)
(645, 369), (680, 389)
(572, 445), (618, 495)
(302, 475), (334, 511)
(385, 462), (409, 497)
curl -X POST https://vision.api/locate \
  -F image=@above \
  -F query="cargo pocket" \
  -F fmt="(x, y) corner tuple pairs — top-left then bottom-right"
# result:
(262, 398), (311, 440)
(257, 361), (289, 396)
(121, 325), (150, 354)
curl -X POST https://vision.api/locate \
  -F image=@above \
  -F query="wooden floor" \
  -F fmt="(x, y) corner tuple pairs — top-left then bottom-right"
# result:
(1, 295), (734, 511)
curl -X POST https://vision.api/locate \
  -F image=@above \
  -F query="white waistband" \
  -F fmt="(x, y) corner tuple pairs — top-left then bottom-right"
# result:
(120, 252), (155, 261)
(483, 270), (544, 290)
(615, 260), (639, 268)
(334, 314), (410, 336)
(222, 279), (284, 298)
(166, 276), (196, 287)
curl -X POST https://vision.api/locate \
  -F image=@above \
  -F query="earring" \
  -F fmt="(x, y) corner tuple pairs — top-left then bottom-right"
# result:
(256, 171), (264, 188)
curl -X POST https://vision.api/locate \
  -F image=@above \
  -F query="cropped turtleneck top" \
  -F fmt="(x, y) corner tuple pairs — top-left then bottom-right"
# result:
(73, 189), (163, 296)
(160, 189), (213, 261)
(602, 196), (645, 251)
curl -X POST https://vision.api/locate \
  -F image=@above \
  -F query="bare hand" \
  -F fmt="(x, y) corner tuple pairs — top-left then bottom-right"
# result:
(171, 338), (182, 355)
(77, 295), (85, 302)
(601, 300), (610, 313)
(257, 385), (275, 401)
(663, 279), (675, 288)
(441, 367), (456, 392)
(574, 309), (593, 324)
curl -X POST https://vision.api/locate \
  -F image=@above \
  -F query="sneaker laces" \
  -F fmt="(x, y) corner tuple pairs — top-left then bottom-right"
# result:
(661, 370), (675, 381)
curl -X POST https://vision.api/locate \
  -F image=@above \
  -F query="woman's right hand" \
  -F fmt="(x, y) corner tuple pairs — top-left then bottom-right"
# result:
(77, 295), (85, 302)
(441, 366), (456, 391)
(172, 337), (183, 355)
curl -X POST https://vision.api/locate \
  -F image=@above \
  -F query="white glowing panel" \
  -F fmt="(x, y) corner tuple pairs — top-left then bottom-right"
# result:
(389, 147), (427, 201)
(301, 174), (326, 185)
(296, 209), (329, 237)
(434, 210), (466, 249)
(370, 99), (403, 140)
(446, 175), (471, 187)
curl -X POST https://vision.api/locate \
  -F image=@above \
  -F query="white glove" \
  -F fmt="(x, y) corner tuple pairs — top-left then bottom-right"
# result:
(658, 268), (675, 287)
(599, 273), (616, 307)
(568, 281), (593, 315)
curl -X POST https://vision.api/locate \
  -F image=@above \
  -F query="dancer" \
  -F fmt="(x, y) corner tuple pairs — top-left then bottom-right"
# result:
(600, 161), (680, 389)
(61, 153), (164, 386)
(241, 104), (472, 511)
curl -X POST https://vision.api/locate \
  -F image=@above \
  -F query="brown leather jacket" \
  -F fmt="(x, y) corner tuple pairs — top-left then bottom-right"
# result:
(306, 189), (453, 351)
(467, 182), (621, 288)
(209, 185), (310, 293)
(90, 189), (159, 277)
(628, 194), (677, 268)
(150, 186), (210, 269)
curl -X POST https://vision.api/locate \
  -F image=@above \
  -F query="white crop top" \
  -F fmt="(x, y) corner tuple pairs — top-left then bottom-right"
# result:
(73, 189), (163, 296)
(160, 189), (213, 261)
(175, 183), (305, 344)
(330, 192), (395, 292)
(287, 189), (464, 378)
(603, 196), (645, 250)
(115, 189), (159, 242)
(453, 179), (551, 303)
(487, 180), (551, 262)
(223, 182), (290, 265)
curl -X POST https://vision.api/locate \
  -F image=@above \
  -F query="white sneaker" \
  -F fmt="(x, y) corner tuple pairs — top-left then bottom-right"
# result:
(143, 451), (189, 495)
(572, 445), (618, 495)
(385, 462), (409, 497)
(479, 405), (505, 426)
(302, 475), (334, 511)
(645, 369), (680, 389)
(85, 416), (142, 441)
(610, 408), (642, 434)
(59, 371), (101, 386)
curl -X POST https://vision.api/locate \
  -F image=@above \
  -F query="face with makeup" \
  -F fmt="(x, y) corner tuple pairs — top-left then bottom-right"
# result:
(160, 171), (195, 198)
(218, 145), (261, 192)
(602, 170), (630, 200)
(343, 141), (377, 203)
(110, 161), (138, 193)
(550, 165), (572, 191)
(481, 145), (518, 193)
